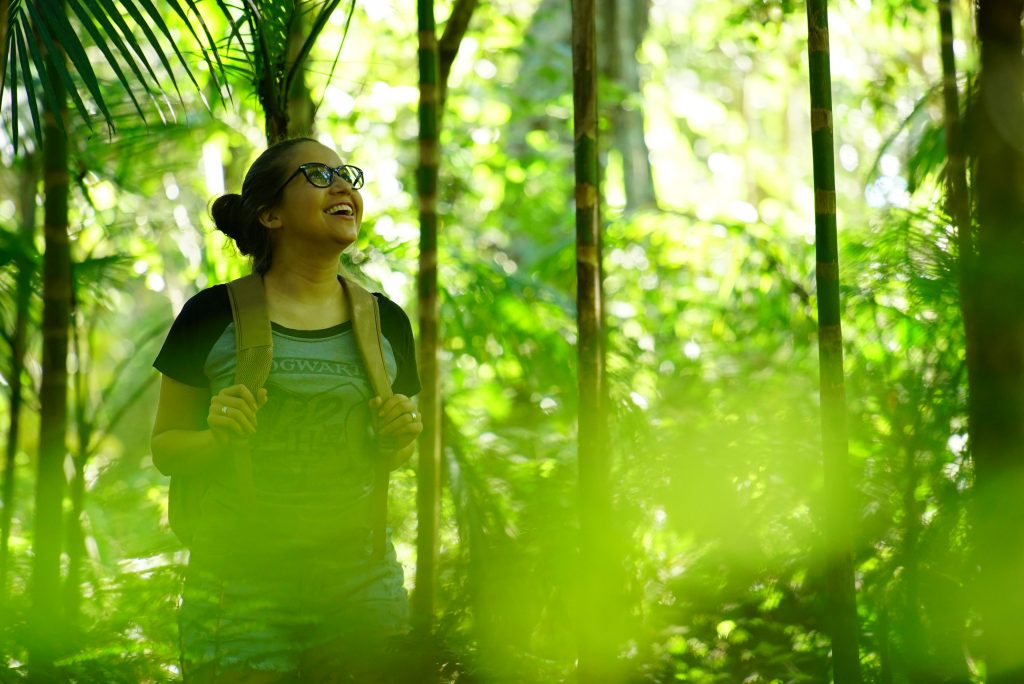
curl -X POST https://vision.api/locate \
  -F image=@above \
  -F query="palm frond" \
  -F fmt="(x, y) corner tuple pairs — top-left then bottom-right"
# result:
(1, 0), (228, 151)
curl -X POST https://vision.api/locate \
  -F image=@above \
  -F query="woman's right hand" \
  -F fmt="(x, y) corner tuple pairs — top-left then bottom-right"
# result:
(207, 384), (268, 445)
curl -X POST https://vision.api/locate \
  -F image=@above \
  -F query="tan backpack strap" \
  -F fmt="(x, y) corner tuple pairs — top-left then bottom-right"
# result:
(227, 274), (274, 394)
(342, 277), (393, 401)
(341, 277), (393, 561)
(226, 273), (273, 511)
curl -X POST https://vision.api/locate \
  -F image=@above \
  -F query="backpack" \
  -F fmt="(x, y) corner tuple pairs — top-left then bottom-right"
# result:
(167, 273), (395, 560)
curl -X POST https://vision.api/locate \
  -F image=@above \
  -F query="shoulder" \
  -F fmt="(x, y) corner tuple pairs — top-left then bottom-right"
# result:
(178, 284), (231, 323)
(373, 292), (412, 328)
(153, 284), (233, 388)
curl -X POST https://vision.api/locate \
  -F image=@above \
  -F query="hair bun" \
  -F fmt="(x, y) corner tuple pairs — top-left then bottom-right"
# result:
(211, 194), (249, 248)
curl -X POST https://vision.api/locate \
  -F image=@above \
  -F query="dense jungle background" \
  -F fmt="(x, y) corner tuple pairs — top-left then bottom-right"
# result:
(2, 0), (1024, 681)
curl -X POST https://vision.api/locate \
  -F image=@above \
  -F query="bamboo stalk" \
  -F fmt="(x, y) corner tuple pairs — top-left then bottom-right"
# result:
(29, 13), (71, 676)
(803, 1), (861, 682)
(412, 0), (441, 650)
(0, 153), (37, 609)
(571, 0), (621, 680)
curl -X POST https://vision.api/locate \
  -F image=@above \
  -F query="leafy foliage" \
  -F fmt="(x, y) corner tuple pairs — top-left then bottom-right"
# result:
(0, 0), (988, 681)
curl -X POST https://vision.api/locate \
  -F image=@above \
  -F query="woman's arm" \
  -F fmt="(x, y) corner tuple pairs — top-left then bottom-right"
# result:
(151, 375), (265, 476)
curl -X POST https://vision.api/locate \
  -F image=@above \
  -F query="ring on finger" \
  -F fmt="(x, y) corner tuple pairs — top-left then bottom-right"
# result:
(410, 411), (418, 421)
(221, 405), (229, 415)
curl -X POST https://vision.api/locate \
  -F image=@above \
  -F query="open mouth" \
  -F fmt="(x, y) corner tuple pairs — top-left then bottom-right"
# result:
(325, 202), (355, 217)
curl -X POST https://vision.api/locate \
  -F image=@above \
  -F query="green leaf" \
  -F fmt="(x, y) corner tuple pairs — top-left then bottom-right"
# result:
(41, 1), (117, 131)
(134, 0), (211, 105)
(23, 9), (70, 135)
(167, 0), (232, 102)
(78, 0), (165, 96)
(116, 0), (186, 105)
(75, 0), (163, 118)
(64, 3), (146, 127)
(24, 0), (95, 132)
(9, 29), (19, 154)
(16, 23), (44, 148)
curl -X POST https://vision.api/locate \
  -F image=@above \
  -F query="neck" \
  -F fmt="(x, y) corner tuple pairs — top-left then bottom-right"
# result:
(264, 253), (342, 304)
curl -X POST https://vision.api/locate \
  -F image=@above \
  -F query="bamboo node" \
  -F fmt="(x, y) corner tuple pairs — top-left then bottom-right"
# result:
(419, 144), (439, 166)
(419, 250), (439, 272)
(576, 183), (597, 208)
(815, 190), (837, 215)
(43, 170), (70, 188)
(419, 84), (439, 104)
(577, 244), (599, 268)
(818, 323), (844, 355)
(418, 194), (438, 214)
(811, 108), (832, 132)
(809, 26), (830, 54)
(816, 261), (839, 281)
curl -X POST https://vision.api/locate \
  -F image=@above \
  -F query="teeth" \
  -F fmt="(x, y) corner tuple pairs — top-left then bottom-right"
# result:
(327, 204), (353, 216)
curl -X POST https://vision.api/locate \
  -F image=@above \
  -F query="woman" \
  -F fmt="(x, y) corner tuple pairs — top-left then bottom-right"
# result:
(152, 137), (422, 682)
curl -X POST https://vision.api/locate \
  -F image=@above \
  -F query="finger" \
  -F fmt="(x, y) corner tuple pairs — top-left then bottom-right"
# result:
(377, 413), (416, 434)
(378, 416), (423, 436)
(212, 401), (258, 433)
(378, 396), (413, 424)
(209, 414), (247, 438)
(213, 395), (258, 428)
(223, 384), (258, 411)
(257, 388), (269, 409)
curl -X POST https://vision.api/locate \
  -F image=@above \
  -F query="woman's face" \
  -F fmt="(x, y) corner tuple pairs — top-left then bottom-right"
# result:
(261, 141), (364, 251)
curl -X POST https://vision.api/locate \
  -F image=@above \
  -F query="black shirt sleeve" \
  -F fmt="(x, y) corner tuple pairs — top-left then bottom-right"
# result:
(153, 285), (233, 389)
(375, 293), (421, 397)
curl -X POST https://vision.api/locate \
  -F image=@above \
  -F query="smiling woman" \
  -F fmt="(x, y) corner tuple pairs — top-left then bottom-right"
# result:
(150, 137), (423, 682)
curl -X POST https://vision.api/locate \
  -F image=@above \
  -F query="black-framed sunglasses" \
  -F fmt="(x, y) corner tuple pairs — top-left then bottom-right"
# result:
(274, 163), (364, 196)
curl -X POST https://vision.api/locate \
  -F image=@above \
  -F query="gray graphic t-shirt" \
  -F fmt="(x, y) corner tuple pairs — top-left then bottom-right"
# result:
(198, 320), (398, 553)
(154, 282), (420, 558)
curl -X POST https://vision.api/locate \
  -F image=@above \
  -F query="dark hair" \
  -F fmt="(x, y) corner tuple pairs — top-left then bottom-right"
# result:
(210, 137), (318, 275)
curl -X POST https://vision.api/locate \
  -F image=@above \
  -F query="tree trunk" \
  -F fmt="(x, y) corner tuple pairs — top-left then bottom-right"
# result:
(287, 9), (315, 137)
(0, 152), (38, 608)
(929, 5), (974, 682)
(438, 0), (478, 111)
(264, 92), (290, 145)
(413, 0), (442, 660)
(62, 302), (90, 639)
(939, 0), (971, 258)
(28, 19), (71, 679)
(572, 0), (623, 680)
(970, 1), (1024, 681)
(598, 0), (656, 212)
(803, 1), (862, 682)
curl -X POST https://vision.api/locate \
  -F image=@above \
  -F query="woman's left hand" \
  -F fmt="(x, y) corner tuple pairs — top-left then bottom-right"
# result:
(369, 394), (423, 469)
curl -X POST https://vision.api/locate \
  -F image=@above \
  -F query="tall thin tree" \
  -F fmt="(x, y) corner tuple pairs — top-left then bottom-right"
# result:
(28, 16), (70, 679)
(0, 153), (38, 609)
(969, 1), (1024, 680)
(413, 0), (442, 655)
(571, 0), (623, 680)
(932, 2), (974, 680)
(803, 1), (861, 682)
(597, 0), (656, 211)
(411, 0), (477, 655)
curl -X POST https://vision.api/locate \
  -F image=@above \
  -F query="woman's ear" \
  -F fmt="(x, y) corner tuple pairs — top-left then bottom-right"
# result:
(258, 206), (282, 230)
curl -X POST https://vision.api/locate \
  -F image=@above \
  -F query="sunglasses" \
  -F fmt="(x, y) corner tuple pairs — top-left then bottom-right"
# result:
(274, 163), (364, 196)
